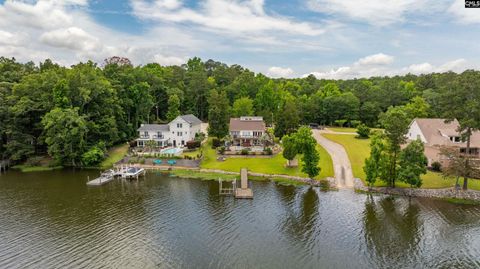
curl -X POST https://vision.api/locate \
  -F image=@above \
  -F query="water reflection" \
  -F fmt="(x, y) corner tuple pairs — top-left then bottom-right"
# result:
(363, 195), (422, 266)
(0, 170), (479, 269)
(278, 186), (319, 242)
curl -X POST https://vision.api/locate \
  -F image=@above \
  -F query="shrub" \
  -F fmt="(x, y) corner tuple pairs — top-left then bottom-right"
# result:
(186, 140), (201, 149)
(431, 161), (442, 172)
(356, 124), (371, 139)
(350, 120), (361, 128)
(212, 138), (223, 148)
(25, 156), (43, 166)
(218, 146), (226, 154)
(264, 147), (273, 155)
(241, 148), (249, 155)
(195, 132), (206, 142)
(82, 146), (105, 166)
(334, 119), (347, 127)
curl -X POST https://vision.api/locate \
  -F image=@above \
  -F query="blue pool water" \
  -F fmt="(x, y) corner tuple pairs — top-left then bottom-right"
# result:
(161, 148), (182, 154)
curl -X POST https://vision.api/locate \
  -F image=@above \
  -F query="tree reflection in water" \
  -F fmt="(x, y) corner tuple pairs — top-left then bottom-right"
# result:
(363, 195), (422, 266)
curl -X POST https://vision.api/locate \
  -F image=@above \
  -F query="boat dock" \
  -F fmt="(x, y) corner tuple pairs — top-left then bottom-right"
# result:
(87, 166), (146, 186)
(219, 168), (253, 199)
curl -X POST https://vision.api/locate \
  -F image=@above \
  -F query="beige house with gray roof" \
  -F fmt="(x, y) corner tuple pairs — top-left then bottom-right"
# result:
(406, 118), (480, 166)
(229, 116), (266, 149)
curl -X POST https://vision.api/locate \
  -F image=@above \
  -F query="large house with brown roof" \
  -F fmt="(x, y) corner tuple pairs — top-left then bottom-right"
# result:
(229, 116), (266, 149)
(406, 118), (480, 166)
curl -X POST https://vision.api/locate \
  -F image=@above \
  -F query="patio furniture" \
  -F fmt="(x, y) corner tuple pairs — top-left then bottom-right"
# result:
(167, 160), (177, 166)
(153, 159), (162, 165)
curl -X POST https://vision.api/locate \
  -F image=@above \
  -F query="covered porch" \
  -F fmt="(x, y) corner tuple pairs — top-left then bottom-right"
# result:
(136, 138), (170, 148)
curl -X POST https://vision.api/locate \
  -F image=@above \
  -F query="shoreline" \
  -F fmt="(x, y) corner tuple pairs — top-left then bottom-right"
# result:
(116, 163), (335, 188)
(354, 178), (480, 203)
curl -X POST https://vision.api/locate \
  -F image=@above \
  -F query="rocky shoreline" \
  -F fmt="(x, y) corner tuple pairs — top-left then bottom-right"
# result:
(354, 178), (480, 202)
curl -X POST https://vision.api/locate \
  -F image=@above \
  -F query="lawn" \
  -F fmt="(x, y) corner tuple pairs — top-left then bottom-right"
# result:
(169, 169), (312, 186)
(182, 148), (202, 159)
(327, 127), (384, 133)
(200, 138), (334, 180)
(322, 133), (480, 191)
(12, 165), (62, 172)
(99, 144), (129, 169)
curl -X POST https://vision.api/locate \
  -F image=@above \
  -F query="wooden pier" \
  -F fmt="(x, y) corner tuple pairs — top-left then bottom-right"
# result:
(218, 168), (253, 199)
(86, 166), (146, 186)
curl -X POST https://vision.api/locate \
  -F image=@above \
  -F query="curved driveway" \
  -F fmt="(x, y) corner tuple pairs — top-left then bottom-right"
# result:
(312, 130), (355, 188)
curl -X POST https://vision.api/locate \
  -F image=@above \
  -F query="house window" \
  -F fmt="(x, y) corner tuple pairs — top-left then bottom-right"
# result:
(177, 123), (183, 128)
(181, 140), (185, 145)
(143, 131), (148, 138)
(177, 132), (182, 136)
(157, 132), (163, 139)
(138, 140), (144, 147)
(253, 131), (262, 137)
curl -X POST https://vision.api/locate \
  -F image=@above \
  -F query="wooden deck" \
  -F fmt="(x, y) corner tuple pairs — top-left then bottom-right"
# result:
(234, 188), (253, 199)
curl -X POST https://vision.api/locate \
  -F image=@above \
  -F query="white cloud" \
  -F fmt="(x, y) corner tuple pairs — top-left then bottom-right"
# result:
(267, 66), (294, 78)
(448, 0), (480, 24)
(153, 54), (187, 66)
(131, 0), (325, 36)
(403, 62), (433, 73)
(40, 27), (101, 51)
(355, 53), (394, 66)
(307, 0), (443, 26)
(306, 54), (471, 79)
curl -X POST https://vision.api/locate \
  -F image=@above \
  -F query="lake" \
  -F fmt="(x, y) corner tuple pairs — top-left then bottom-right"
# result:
(0, 170), (479, 269)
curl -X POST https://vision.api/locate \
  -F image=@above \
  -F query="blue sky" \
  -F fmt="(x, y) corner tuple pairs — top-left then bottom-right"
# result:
(0, 0), (479, 78)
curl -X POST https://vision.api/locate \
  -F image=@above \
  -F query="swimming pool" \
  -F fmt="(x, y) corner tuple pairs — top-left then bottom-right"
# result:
(160, 147), (183, 156)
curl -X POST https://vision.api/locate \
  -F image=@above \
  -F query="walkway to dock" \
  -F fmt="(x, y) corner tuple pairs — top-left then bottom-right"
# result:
(219, 168), (253, 199)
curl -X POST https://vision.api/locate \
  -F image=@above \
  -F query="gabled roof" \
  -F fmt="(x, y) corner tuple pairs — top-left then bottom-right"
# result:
(412, 118), (480, 148)
(229, 117), (265, 131)
(138, 124), (169, 132)
(179, 114), (202, 125)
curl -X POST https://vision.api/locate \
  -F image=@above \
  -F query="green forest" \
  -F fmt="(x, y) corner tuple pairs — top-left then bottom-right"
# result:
(1, 56), (479, 167)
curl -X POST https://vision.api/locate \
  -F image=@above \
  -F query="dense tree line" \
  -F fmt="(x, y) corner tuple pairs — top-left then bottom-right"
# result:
(0, 56), (479, 167)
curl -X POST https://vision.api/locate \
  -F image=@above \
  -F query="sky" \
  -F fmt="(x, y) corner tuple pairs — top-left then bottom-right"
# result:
(0, 0), (479, 79)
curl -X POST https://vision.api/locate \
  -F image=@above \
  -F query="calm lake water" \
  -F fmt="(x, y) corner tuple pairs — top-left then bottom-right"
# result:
(0, 170), (479, 269)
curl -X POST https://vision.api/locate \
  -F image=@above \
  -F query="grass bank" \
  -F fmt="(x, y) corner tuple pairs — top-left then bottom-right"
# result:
(99, 144), (129, 169)
(168, 169), (310, 186)
(322, 133), (480, 191)
(199, 138), (334, 180)
(11, 165), (63, 172)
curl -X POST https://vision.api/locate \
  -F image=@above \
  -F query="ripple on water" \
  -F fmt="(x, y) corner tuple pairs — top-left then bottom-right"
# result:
(0, 171), (479, 269)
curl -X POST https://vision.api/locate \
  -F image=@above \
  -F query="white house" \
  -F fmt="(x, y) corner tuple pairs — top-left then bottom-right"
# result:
(136, 114), (202, 148)
(406, 118), (480, 166)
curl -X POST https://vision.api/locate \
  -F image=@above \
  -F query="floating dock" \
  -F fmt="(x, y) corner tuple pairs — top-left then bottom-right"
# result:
(87, 166), (146, 186)
(219, 168), (253, 199)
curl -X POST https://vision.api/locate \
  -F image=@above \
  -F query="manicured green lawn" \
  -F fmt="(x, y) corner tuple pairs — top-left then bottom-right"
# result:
(322, 133), (480, 191)
(327, 127), (358, 133)
(182, 148), (202, 159)
(99, 144), (129, 169)
(327, 127), (384, 133)
(200, 139), (334, 180)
